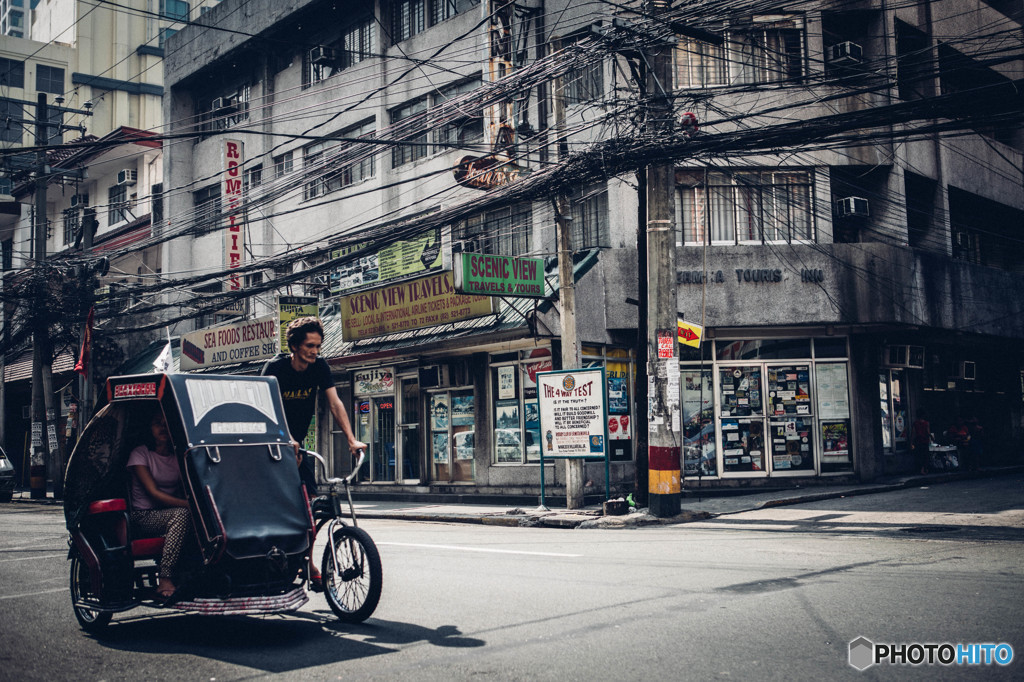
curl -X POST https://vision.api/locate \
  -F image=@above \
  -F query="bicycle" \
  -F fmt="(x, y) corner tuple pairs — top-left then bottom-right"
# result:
(304, 449), (382, 623)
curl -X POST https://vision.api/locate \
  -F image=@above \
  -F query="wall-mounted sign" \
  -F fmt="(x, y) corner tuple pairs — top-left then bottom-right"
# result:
(453, 154), (529, 190)
(340, 270), (495, 341)
(453, 252), (545, 297)
(677, 319), (703, 349)
(353, 368), (395, 395)
(536, 368), (608, 459)
(277, 295), (318, 352)
(330, 228), (443, 295)
(180, 314), (278, 371)
(223, 139), (243, 291)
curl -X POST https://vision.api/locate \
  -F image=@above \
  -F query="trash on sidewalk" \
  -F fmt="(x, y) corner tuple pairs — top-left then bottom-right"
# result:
(603, 498), (628, 516)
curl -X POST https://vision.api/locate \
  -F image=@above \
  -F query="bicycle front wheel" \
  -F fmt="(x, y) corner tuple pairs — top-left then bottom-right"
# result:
(321, 525), (382, 623)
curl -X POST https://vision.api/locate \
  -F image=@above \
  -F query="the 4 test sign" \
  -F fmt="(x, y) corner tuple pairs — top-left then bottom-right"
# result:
(536, 368), (607, 458)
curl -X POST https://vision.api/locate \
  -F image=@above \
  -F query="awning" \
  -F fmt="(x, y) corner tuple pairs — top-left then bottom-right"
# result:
(4, 349), (77, 383)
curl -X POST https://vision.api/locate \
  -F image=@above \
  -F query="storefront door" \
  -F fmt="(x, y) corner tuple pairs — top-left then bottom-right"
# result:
(879, 369), (908, 456)
(355, 396), (397, 482)
(399, 376), (421, 482)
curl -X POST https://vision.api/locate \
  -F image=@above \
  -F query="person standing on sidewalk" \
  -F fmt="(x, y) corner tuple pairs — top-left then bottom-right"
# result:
(911, 411), (932, 475)
(262, 317), (366, 589)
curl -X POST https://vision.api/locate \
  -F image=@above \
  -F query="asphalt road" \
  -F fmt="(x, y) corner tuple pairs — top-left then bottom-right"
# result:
(1, 475), (1021, 681)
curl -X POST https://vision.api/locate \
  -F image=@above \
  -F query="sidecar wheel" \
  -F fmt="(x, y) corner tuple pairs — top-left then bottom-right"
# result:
(70, 556), (112, 633)
(321, 525), (381, 623)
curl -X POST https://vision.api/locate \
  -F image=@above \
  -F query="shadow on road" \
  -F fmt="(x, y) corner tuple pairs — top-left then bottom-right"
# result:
(85, 607), (484, 673)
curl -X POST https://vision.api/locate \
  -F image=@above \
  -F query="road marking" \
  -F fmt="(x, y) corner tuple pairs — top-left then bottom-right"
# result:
(378, 542), (581, 557)
(0, 587), (68, 600)
(0, 553), (65, 564)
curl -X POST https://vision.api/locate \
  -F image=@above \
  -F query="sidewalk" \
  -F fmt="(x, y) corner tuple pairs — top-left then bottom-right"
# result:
(9, 466), (1019, 529)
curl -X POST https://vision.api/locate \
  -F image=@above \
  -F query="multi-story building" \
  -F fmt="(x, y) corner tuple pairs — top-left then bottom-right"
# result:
(0, 0), (26, 38)
(161, 0), (1024, 497)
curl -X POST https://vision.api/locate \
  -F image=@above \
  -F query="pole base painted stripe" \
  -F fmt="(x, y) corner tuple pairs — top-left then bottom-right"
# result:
(649, 492), (681, 518)
(649, 467), (680, 495)
(649, 445), (680, 471)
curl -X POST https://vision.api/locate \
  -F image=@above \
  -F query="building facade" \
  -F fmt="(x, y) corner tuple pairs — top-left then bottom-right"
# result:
(161, 0), (1024, 497)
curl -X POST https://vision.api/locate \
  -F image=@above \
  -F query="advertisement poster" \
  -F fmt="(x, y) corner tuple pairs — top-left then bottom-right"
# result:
(498, 366), (516, 400)
(536, 368), (607, 459)
(816, 363), (850, 419)
(822, 420), (851, 460)
(330, 227), (444, 295)
(431, 394), (450, 430)
(278, 295), (318, 352)
(607, 414), (631, 441)
(432, 432), (449, 464)
(451, 394), (474, 426)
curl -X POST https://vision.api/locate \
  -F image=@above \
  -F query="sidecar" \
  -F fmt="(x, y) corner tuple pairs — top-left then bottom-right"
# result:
(64, 373), (314, 631)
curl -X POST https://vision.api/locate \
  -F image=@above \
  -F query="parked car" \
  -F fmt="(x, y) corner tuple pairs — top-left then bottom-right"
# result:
(0, 446), (14, 502)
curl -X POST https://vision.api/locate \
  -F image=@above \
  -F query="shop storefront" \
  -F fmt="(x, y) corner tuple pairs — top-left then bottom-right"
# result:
(682, 336), (854, 479)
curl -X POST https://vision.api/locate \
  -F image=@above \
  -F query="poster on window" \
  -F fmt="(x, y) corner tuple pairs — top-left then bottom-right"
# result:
(498, 366), (516, 400)
(821, 420), (850, 460)
(432, 432), (449, 464)
(816, 363), (850, 419)
(522, 349), (552, 400)
(607, 414), (631, 441)
(430, 394), (449, 430)
(769, 419), (813, 471)
(451, 394), (474, 426)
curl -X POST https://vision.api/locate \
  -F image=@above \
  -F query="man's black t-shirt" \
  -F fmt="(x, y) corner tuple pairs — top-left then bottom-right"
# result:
(262, 354), (333, 443)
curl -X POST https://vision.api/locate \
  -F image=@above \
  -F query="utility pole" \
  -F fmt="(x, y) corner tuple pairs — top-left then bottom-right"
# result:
(29, 93), (50, 499)
(643, 1), (681, 517)
(554, 194), (584, 508)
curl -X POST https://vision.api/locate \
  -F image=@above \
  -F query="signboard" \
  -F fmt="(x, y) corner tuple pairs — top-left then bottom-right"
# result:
(353, 368), (395, 395)
(330, 228), (443, 295)
(340, 271), (495, 341)
(180, 314), (279, 371)
(536, 368), (608, 459)
(278, 295), (318, 352)
(677, 319), (703, 348)
(453, 252), (545, 298)
(223, 140), (244, 291)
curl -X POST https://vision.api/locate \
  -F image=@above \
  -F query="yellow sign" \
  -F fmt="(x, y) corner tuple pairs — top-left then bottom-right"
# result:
(340, 271), (495, 341)
(278, 296), (318, 352)
(678, 319), (703, 348)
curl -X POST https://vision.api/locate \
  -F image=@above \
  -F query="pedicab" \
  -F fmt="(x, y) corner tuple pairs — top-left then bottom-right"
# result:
(64, 373), (381, 633)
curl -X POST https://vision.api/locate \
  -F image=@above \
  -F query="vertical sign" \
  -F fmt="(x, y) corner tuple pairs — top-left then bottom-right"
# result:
(278, 295), (319, 352)
(224, 139), (244, 291)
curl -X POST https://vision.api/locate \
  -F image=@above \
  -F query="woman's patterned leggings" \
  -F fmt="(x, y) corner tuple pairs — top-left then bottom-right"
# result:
(130, 508), (191, 581)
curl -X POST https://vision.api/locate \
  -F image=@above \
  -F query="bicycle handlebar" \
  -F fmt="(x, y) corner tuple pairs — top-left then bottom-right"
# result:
(302, 448), (365, 486)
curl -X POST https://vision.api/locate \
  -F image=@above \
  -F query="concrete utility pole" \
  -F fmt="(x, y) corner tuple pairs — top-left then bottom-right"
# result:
(554, 194), (584, 508)
(29, 93), (50, 499)
(643, 1), (681, 517)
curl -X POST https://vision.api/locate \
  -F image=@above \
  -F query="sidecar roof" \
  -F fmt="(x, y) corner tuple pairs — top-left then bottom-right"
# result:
(105, 373), (291, 449)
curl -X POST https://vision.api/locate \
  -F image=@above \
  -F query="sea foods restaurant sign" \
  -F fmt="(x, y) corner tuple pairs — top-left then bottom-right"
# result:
(453, 252), (545, 297)
(340, 271), (495, 342)
(180, 314), (279, 371)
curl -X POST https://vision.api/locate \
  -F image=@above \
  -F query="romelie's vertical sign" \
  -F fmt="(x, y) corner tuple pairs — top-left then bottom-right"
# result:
(224, 140), (243, 290)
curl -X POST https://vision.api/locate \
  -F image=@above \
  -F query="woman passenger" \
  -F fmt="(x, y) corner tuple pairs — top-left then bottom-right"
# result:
(127, 409), (191, 600)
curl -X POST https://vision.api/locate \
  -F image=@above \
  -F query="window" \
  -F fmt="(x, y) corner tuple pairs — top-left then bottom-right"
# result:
(151, 183), (164, 226)
(434, 79), (483, 151)
(0, 99), (23, 143)
(192, 184), (221, 234)
(570, 182), (609, 250)
(35, 65), (64, 95)
(390, 0), (469, 42)
(454, 203), (531, 256)
(274, 151), (293, 178)
(490, 349), (552, 465)
(676, 169), (813, 245)
(159, 0), (190, 21)
(563, 41), (604, 105)
(305, 16), (376, 87)
(1, 239), (12, 271)
(244, 164), (262, 191)
(62, 208), (80, 245)
(159, 28), (178, 48)
(108, 184), (128, 225)
(303, 120), (376, 200)
(390, 99), (428, 167)
(196, 84), (250, 132)
(0, 58), (24, 88)
(676, 20), (804, 88)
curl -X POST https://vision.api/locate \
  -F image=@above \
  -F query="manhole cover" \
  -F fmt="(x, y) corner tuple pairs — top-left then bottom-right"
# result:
(898, 526), (959, 534)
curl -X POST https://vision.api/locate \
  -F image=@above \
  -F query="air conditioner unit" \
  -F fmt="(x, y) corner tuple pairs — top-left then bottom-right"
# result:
(835, 196), (869, 219)
(70, 193), (89, 208)
(829, 41), (863, 66)
(309, 46), (336, 65)
(116, 169), (137, 186)
(419, 364), (451, 389)
(210, 96), (237, 113)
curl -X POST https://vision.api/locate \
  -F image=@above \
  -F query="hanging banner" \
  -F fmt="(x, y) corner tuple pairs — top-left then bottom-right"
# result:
(340, 271), (495, 341)
(329, 227), (443, 295)
(278, 295), (319, 352)
(223, 139), (244, 291)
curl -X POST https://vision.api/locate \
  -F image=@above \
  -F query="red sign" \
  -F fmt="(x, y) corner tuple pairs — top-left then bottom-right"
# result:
(657, 330), (674, 359)
(223, 140), (244, 291)
(113, 382), (157, 400)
